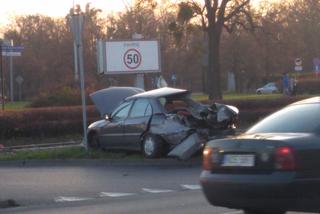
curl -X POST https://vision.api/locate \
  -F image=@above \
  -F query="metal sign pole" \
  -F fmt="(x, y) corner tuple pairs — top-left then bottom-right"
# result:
(78, 40), (88, 151)
(135, 73), (145, 89)
(70, 14), (88, 151)
(73, 41), (79, 81)
(9, 40), (14, 102)
(0, 41), (4, 111)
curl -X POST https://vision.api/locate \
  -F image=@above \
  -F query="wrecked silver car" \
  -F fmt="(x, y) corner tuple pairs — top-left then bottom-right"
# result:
(88, 87), (238, 160)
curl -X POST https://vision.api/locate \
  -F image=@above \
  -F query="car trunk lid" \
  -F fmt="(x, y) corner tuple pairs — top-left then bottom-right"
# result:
(205, 134), (304, 173)
(90, 87), (144, 117)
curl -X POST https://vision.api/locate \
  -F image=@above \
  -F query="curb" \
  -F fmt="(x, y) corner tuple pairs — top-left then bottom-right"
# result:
(0, 158), (202, 168)
(0, 199), (19, 209)
(1, 141), (81, 152)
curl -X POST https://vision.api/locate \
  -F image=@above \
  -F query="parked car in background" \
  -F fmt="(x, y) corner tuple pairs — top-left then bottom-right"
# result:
(88, 87), (239, 160)
(256, 82), (278, 94)
(200, 97), (320, 214)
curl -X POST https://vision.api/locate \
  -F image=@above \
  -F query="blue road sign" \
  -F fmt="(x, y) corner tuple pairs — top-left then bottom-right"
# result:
(2, 45), (24, 51)
(1, 45), (24, 56)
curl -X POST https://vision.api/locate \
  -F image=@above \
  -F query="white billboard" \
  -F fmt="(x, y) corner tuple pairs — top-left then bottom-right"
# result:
(103, 40), (161, 74)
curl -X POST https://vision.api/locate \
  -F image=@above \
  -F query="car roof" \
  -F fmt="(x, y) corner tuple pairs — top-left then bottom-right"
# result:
(290, 97), (320, 106)
(127, 87), (190, 99)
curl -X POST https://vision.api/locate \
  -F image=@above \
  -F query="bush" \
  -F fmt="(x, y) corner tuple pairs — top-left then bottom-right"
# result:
(202, 96), (304, 110)
(0, 106), (100, 139)
(296, 79), (320, 94)
(239, 108), (277, 127)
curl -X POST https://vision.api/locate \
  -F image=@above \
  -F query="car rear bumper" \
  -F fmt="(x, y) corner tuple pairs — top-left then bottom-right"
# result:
(200, 171), (320, 212)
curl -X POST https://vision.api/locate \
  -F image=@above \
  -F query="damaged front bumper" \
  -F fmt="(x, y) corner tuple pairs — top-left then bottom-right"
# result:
(167, 133), (204, 160)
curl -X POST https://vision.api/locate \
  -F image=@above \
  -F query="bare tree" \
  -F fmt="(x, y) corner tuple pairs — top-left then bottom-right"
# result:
(178, 0), (253, 99)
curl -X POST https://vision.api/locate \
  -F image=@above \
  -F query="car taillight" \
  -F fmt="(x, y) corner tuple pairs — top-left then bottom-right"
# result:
(203, 147), (219, 171)
(275, 146), (296, 171)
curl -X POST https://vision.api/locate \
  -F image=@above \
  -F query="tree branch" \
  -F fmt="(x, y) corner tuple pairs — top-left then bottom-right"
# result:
(218, 0), (230, 22)
(192, 1), (208, 29)
(224, 0), (250, 21)
(204, 0), (214, 23)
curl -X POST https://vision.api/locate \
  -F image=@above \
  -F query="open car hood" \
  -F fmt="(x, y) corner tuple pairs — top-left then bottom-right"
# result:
(90, 87), (145, 117)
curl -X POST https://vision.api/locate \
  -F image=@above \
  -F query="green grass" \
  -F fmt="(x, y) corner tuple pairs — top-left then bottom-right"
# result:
(223, 93), (283, 100)
(0, 147), (143, 161)
(192, 92), (284, 101)
(4, 101), (30, 110)
(191, 94), (209, 101)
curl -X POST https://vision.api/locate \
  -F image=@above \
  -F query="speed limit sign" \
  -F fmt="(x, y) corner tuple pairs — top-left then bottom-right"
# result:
(103, 40), (160, 74)
(123, 49), (142, 69)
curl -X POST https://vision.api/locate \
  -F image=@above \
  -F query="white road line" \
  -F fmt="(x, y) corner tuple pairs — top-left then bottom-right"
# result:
(181, 184), (201, 190)
(99, 192), (136, 197)
(142, 188), (174, 193)
(54, 196), (93, 203)
(220, 211), (242, 214)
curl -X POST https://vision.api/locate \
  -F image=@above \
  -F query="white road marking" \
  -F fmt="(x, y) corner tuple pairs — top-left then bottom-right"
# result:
(99, 192), (136, 197)
(220, 211), (242, 214)
(181, 184), (201, 190)
(54, 196), (93, 202)
(142, 188), (174, 193)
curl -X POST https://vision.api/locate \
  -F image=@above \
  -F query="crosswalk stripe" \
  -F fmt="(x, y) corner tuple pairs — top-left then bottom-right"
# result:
(142, 188), (173, 193)
(99, 192), (136, 197)
(181, 184), (201, 190)
(54, 196), (93, 202)
(219, 211), (242, 214)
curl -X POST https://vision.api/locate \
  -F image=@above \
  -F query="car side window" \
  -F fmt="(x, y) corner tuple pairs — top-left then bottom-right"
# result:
(111, 102), (132, 121)
(144, 104), (152, 116)
(130, 99), (152, 118)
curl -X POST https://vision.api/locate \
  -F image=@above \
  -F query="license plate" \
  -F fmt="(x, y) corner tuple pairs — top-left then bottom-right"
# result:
(221, 154), (255, 167)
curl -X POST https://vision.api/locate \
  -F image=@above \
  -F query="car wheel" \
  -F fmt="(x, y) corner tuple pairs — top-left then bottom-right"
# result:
(257, 91), (262, 95)
(142, 134), (163, 159)
(243, 209), (286, 214)
(88, 133), (101, 150)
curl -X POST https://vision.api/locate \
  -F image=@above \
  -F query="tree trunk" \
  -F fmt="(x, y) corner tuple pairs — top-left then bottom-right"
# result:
(207, 26), (223, 100)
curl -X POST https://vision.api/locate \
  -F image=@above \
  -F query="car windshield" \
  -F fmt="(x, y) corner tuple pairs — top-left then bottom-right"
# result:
(264, 83), (275, 87)
(247, 103), (320, 134)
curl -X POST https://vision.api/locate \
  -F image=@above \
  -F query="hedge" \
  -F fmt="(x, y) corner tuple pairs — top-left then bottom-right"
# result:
(209, 96), (305, 110)
(0, 97), (310, 140)
(0, 106), (100, 140)
(295, 79), (320, 94)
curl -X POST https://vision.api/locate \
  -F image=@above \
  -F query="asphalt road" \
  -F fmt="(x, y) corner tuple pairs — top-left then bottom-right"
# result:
(0, 160), (318, 214)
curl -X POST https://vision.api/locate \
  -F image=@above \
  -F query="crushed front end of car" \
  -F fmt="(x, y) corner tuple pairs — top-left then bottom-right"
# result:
(149, 92), (239, 160)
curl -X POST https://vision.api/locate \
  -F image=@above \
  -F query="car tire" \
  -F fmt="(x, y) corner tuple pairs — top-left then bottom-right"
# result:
(243, 209), (286, 214)
(142, 134), (163, 159)
(88, 133), (101, 150)
(257, 91), (262, 95)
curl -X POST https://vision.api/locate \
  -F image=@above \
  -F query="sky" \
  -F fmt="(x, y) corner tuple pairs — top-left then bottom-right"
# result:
(0, 0), (127, 26)
(0, 0), (272, 27)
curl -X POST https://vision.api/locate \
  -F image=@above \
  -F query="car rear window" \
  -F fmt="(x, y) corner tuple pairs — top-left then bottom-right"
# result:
(247, 103), (320, 134)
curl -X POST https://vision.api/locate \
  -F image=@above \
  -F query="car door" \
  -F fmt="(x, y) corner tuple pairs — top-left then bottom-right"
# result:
(123, 98), (153, 149)
(99, 101), (132, 148)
